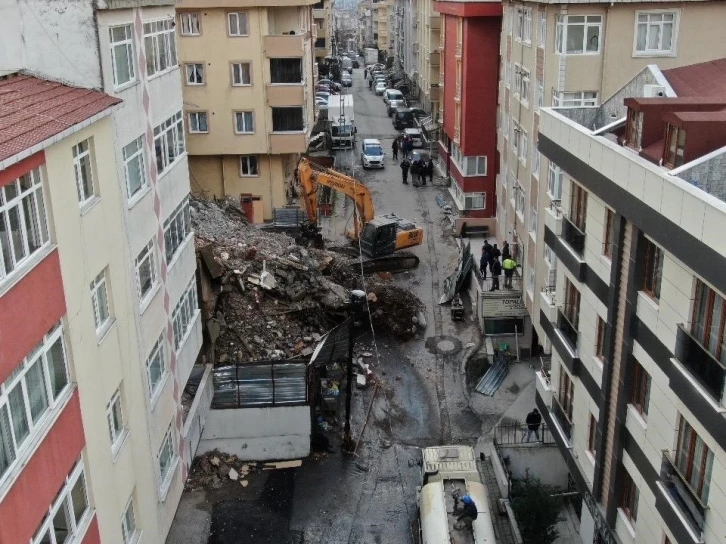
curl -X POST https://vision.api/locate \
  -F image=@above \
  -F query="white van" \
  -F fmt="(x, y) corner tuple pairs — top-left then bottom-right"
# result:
(361, 138), (385, 169)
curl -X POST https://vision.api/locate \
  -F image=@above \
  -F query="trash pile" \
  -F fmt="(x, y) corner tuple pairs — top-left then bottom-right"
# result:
(186, 450), (302, 491)
(191, 196), (425, 363)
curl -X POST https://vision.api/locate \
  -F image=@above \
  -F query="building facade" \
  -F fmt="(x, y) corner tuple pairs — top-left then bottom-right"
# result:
(313, 0), (331, 63)
(375, 0), (391, 56)
(358, 0), (376, 49)
(176, 1), (317, 222)
(410, 0), (442, 121)
(495, 0), (726, 358)
(434, 0), (502, 218)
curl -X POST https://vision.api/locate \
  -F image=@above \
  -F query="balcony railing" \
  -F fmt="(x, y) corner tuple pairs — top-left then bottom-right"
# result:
(660, 451), (707, 537)
(561, 215), (585, 256)
(557, 305), (579, 352)
(540, 357), (552, 387)
(551, 395), (573, 440)
(542, 284), (556, 306)
(675, 324), (726, 403)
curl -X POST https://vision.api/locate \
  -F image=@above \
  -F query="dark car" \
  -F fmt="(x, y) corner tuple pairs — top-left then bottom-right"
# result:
(352, 60), (360, 68)
(387, 99), (407, 117)
(409, 107), (427, 118)
(392, 107), (415, 130)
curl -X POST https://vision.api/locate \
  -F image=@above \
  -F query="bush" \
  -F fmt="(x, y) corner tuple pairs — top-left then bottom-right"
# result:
(511, 470), (563, 544)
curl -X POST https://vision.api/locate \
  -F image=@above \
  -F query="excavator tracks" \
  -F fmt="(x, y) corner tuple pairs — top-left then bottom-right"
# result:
(357, 251), (420, 274)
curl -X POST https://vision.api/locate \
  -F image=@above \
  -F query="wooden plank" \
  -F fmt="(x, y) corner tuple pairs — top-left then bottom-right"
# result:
(263, 460), (302, 470)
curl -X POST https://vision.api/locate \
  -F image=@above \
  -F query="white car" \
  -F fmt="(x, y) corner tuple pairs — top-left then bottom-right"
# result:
(361, 138), (385, 169)
(374, 81), (387, 95)
(383, 89), (405, 104)
(404, 128), (424, 148)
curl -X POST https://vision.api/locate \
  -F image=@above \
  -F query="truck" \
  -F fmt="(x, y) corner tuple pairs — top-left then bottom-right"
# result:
(327, 95), (355, 149)
(364, 47), (378, 66)
(418, 445), (497, 544)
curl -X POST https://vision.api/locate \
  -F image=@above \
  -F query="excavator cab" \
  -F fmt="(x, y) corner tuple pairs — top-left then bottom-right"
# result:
(359, 217), (398, 258)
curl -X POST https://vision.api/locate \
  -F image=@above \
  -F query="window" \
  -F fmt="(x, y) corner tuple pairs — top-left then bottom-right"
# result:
(32, 464), (89, 544)
(517, 67), (530, 103)
(588, 413), (597, 453)
(73, 140), (96, 204)
(516, 187), (525, 216)
(626, 108), (644, 150)
(548, 162), (563, 199)
(179, 12), (201, 36)
(595, 316), (606, 359)
(163, 198), (191, 263)
(630, 359), (651, 418)
(536, 78), (544, 110)
(123, 137), (147, 199)
(504, 62), (510, 89)
(188, 112), (208, 134)
(675, 415), (714, 504)
(529, 206), (538, 234)
(158, 425), (175, 486)
(519, 128), (528, 164)
(173, 277), (198, 350)
(523, 8), (532, 44)
(555, 15), (602, 54)
(146, 334), (165, 396)
(121, 497), (137, 544)
(464, 156), (487, 176)
(527, 265), (535, 294)
(90, 270), (111, 333)
(228, 12), (249, 36)
(270, 58), (302, 84)
(635, 11), (677, 55)
(642, 238), (663, 300)
(538, 11), (546, 47)
(552, 91), (598, 107)
(143, 20), (178, 77)
(558, 366), (574, 421)
(109, 25), (135, 87)
(533, 147), (541, 178)
(515, 8), (524, 41)
(107, 389), (125, 449)
(185, 63), (204, 85)
(0, 323), (68, 482)
(664, 123), (686, 168)
(272, 107), (304, 132)
(570, 182), (588, 231)
(603, 208), (616, 257)
(153, 111), (185, 176)
(231, 62), (252, 85)
(0, 167), (49, 282)
(240, 155), (259, 177)
(691, 280), (726, 365)
(135, 240), (157, 302)
(234, 111), (255, 134)
(511, 121), (520, 154)
(564, 278), (581, 330)
(619, 466), (639, 522)
(464, 193), (485, 210)
(514, 65), (522, 98)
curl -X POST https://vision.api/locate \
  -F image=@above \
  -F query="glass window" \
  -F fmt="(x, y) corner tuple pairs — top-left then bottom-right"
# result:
(135, 240), (157, 302)
(32, 464), (89, 544)
(240, 156), (259, 177)
(45, 335), (68, 399)
(691, 280), (726, 365)
(153, 112), (185, 176)
(595, 317), (606, 359)
(588, 414), (597, 453)
(123, 137), (146, 200)
(228, 12), (249, 36)
(538, 11), (546, 47)
(122, 497), (137, 544)
(272, 107), (304, 132)
(109, 25), (135, 87)
(107, 390), (125, 448)
(185, 63), (204, 85)
(90, 270), (110, 333)
(26, 358), (49, 423)
(556, 15), (602, 54)
(234, 111), (255, 134)
(270, 58), (302, 84)
(143, 20), (178, 77)
(619, 466), (639, 522)
(172, 277), (198, 350)
(163, 198), (191, 263)
(188, 112), (208, 134)
(70, 472), (88, 524)
(676, 415), (714, 504)
(231, 62), (251, 85)
(158, 426), (175, 485)
(642, 238), (663, 300)
(146, 335), (165, 396)
(72, 140), (96, 204)
(635, 12), (677, 54)
(179, 12), (201, 36)
(630, 359), (651, 418)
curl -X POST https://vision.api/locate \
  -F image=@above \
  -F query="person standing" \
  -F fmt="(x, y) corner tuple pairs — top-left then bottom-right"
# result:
(392, 138), (399, 161)
(503, 256), (517, 288)
(501, 241), (511, 261)
(489, 243), (501, 267)
(524, 408), (542, 442)
(479, 247), (489, 287)
(490, 257), (501, 291)
(426, 159), (434, 185)
(400, 158), (411, 184)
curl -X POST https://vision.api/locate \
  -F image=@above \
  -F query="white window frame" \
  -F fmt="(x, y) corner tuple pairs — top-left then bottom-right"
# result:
(533, 147), (541, 179)
(516, 7), (524, 41)
(464, 192), (486, 210)
(228, 12), (250, 36)
(231, 62), (252, 86)
(553, 91), (599, 108)
(523, 8), (533, 44)
(505, 62), (511, 89)
(172, 276), (199, 351)
(146, 334), (166, 398)
(555, 15), (602, 55)
(109, 24), (136, 89)
(464, 156), (487, 177)
(516, 186), (526, 217)
(234, 111), (255, 134)
(0, 167), (50, 285)
(185, 63), (204, 85)
(527, 264), (535, 295)
(179, 12), (201, 36)
(90, 270), (111, 334)
(548, 162), (563, 199)
(123, 136), (147, 201)
(143, 19), (178, 78)
(538, 11), (546, 48)
(158, 425), (176, 491)
(188, 111), (208, 134)
(519, 128), (528, 165)
(135, 239), (157, 304)
(153, 111), (185, 176)
(536, 78), (544, 110)
(121, 496), (137, 544)
(633, 10), (678, 57)
(163, 198), (191, 264)
(520, 66), (530, 105)
(107, 389), (126, 453)
(514, 64), (522, 98)
(240, 155), (259, 177)
(511, 121), (520, 154)
(72, 139), (96, 205)
(31, 463), (90, 544)
(529, 205), (538, 235)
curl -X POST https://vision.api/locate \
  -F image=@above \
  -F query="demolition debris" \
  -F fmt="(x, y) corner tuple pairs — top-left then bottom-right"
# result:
(191, 197), (425, 363)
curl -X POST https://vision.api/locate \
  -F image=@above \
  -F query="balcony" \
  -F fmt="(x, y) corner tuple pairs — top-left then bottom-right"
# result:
(561, 215), (585, 256)
(660, 451), (707, 539)
(181, 364), (213, 471)
(536, 357), (553, 407)
(429, 84), (440, 102)
(265, 35), (304, 58)
(551, 396), (573, 441)
(266, 84), (304, 107)
(429, 15), (441, 30)
(315, 37), (326, 49)
(540, 285), (557, 323)
(270, 133), (307, 154)
(313, 8), (326, 19)
(429, 51), (440, 66)
(557, 305), (579, 353)
(675, 324), (726, 403)
(545, 199), (563, 236)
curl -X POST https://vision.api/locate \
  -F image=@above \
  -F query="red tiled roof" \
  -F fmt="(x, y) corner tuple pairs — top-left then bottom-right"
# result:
(0, 74), (121, 163)
(662, 58), (726, 98)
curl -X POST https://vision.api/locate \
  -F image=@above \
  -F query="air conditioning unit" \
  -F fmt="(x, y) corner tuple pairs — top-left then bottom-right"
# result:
(643, 84), (666, 98)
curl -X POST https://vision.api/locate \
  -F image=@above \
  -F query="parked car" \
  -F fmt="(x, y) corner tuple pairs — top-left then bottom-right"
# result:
(392, 107), (415, 130)
(404, 128), (424, 148)
(316, 91), (331, 101)
(409, 107), (427, 118)
(383, 88), (405, 104)
(352, 60), (360, 68)
(375, 81), (387, 95)
(315, 97), (329, 108)
(387, 99), (406, 117)
(411, 149), (431, 165)
(361, 138), (385, 169)
(341, 74), (353, 87)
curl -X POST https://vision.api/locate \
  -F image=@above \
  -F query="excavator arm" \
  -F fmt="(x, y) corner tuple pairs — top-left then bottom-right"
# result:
(297, 157), (375, 239)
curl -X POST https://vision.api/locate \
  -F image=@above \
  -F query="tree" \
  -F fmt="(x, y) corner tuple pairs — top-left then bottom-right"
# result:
(510, 470), (563, 544)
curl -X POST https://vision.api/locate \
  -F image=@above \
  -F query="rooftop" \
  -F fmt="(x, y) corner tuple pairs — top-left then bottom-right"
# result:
(0, 74), (121, 165)
(662, 58), (726, 98)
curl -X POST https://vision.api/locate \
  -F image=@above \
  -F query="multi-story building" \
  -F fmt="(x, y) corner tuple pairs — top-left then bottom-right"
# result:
(375, 0), (391, 55)
(534, 59), (726, 544)
(495, 0), (726, 356)
(410, 0), (442, 121)
(358, 1), (376, 49)
(176, 0), (317, 222)
(313, 0), (331, 63)
(434, 0), (502, 218)
(0, 1), (204, 542)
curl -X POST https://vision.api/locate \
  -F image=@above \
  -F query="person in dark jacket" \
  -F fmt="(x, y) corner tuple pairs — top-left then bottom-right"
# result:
(455, 495), (479, 530)
(426, 159), (434, 184)
(483, 240), (492, 257)
(524, 408), (542, 442)
(410, 159), (420, 186)
(501, 241), (511, 261)
(416, 160), (426, 185)
(400, 158), (411, 184)
(392, 139), (399, 161)
(479, 247), (488, 284)
(490, 257), (501, 291)
(488, 243), (501, 269)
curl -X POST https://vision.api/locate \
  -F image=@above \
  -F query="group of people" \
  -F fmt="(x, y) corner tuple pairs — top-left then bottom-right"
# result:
(479, 240), (518, 291)
(394, 136), (434, 187)
(391, 134), (413, 160)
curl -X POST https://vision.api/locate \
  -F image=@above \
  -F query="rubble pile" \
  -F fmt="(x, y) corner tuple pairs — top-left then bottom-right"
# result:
(191, 197), (426, 362)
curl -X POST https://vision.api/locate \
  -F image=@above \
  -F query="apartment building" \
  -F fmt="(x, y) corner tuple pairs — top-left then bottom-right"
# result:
(313, 0), (331, 63)
(375, 0), (391, 55)
(535, 59), (726, 544)
(358, 1), (376, 49)
(434, 0), (502, 218)
(495, 0), (726, 355)
(410, 0), (442, 121)
(176, 1), (317, 222)
(0, 1), (203, 542)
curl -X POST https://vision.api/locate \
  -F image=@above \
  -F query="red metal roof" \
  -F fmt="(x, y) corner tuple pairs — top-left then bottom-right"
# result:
(0, 74), (121, 163)
(662, 58), (726, 98)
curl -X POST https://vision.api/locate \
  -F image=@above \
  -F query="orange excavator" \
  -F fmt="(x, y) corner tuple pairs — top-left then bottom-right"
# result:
(297, 157), (424, 271)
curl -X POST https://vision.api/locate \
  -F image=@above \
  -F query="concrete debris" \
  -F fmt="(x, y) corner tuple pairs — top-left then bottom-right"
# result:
(191, 196), (426, 364)
(187, 450), (265, 491)
(228, 468), (239, 481)
(240, 480), (249, 487)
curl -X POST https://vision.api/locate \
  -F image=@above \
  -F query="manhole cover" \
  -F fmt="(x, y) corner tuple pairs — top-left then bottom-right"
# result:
(437, 340), (456, 353)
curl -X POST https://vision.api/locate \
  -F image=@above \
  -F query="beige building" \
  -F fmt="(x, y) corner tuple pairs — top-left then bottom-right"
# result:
(411, 0), (441, 120)
(313, 0), (331, 62)
(495, 0), (726, 357)
(375, 0), (390, 54)
(177, 1), (318, 221)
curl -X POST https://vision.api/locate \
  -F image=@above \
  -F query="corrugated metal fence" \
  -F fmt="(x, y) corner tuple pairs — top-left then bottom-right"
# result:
(212, 362), (308, 409)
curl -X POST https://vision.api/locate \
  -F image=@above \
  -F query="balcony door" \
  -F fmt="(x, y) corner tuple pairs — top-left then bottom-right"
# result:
(569, 182), (588, 232)
(559, 367), (574, 421)
(564, 278), (581, 330)
(692, 280), (726, 365)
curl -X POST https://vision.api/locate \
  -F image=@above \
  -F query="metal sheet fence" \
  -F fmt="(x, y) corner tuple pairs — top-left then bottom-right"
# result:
(212, 362), (308, 409)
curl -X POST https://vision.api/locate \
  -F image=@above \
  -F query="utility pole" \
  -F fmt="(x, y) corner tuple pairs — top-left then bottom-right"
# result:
(343, 289), (366, 452)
